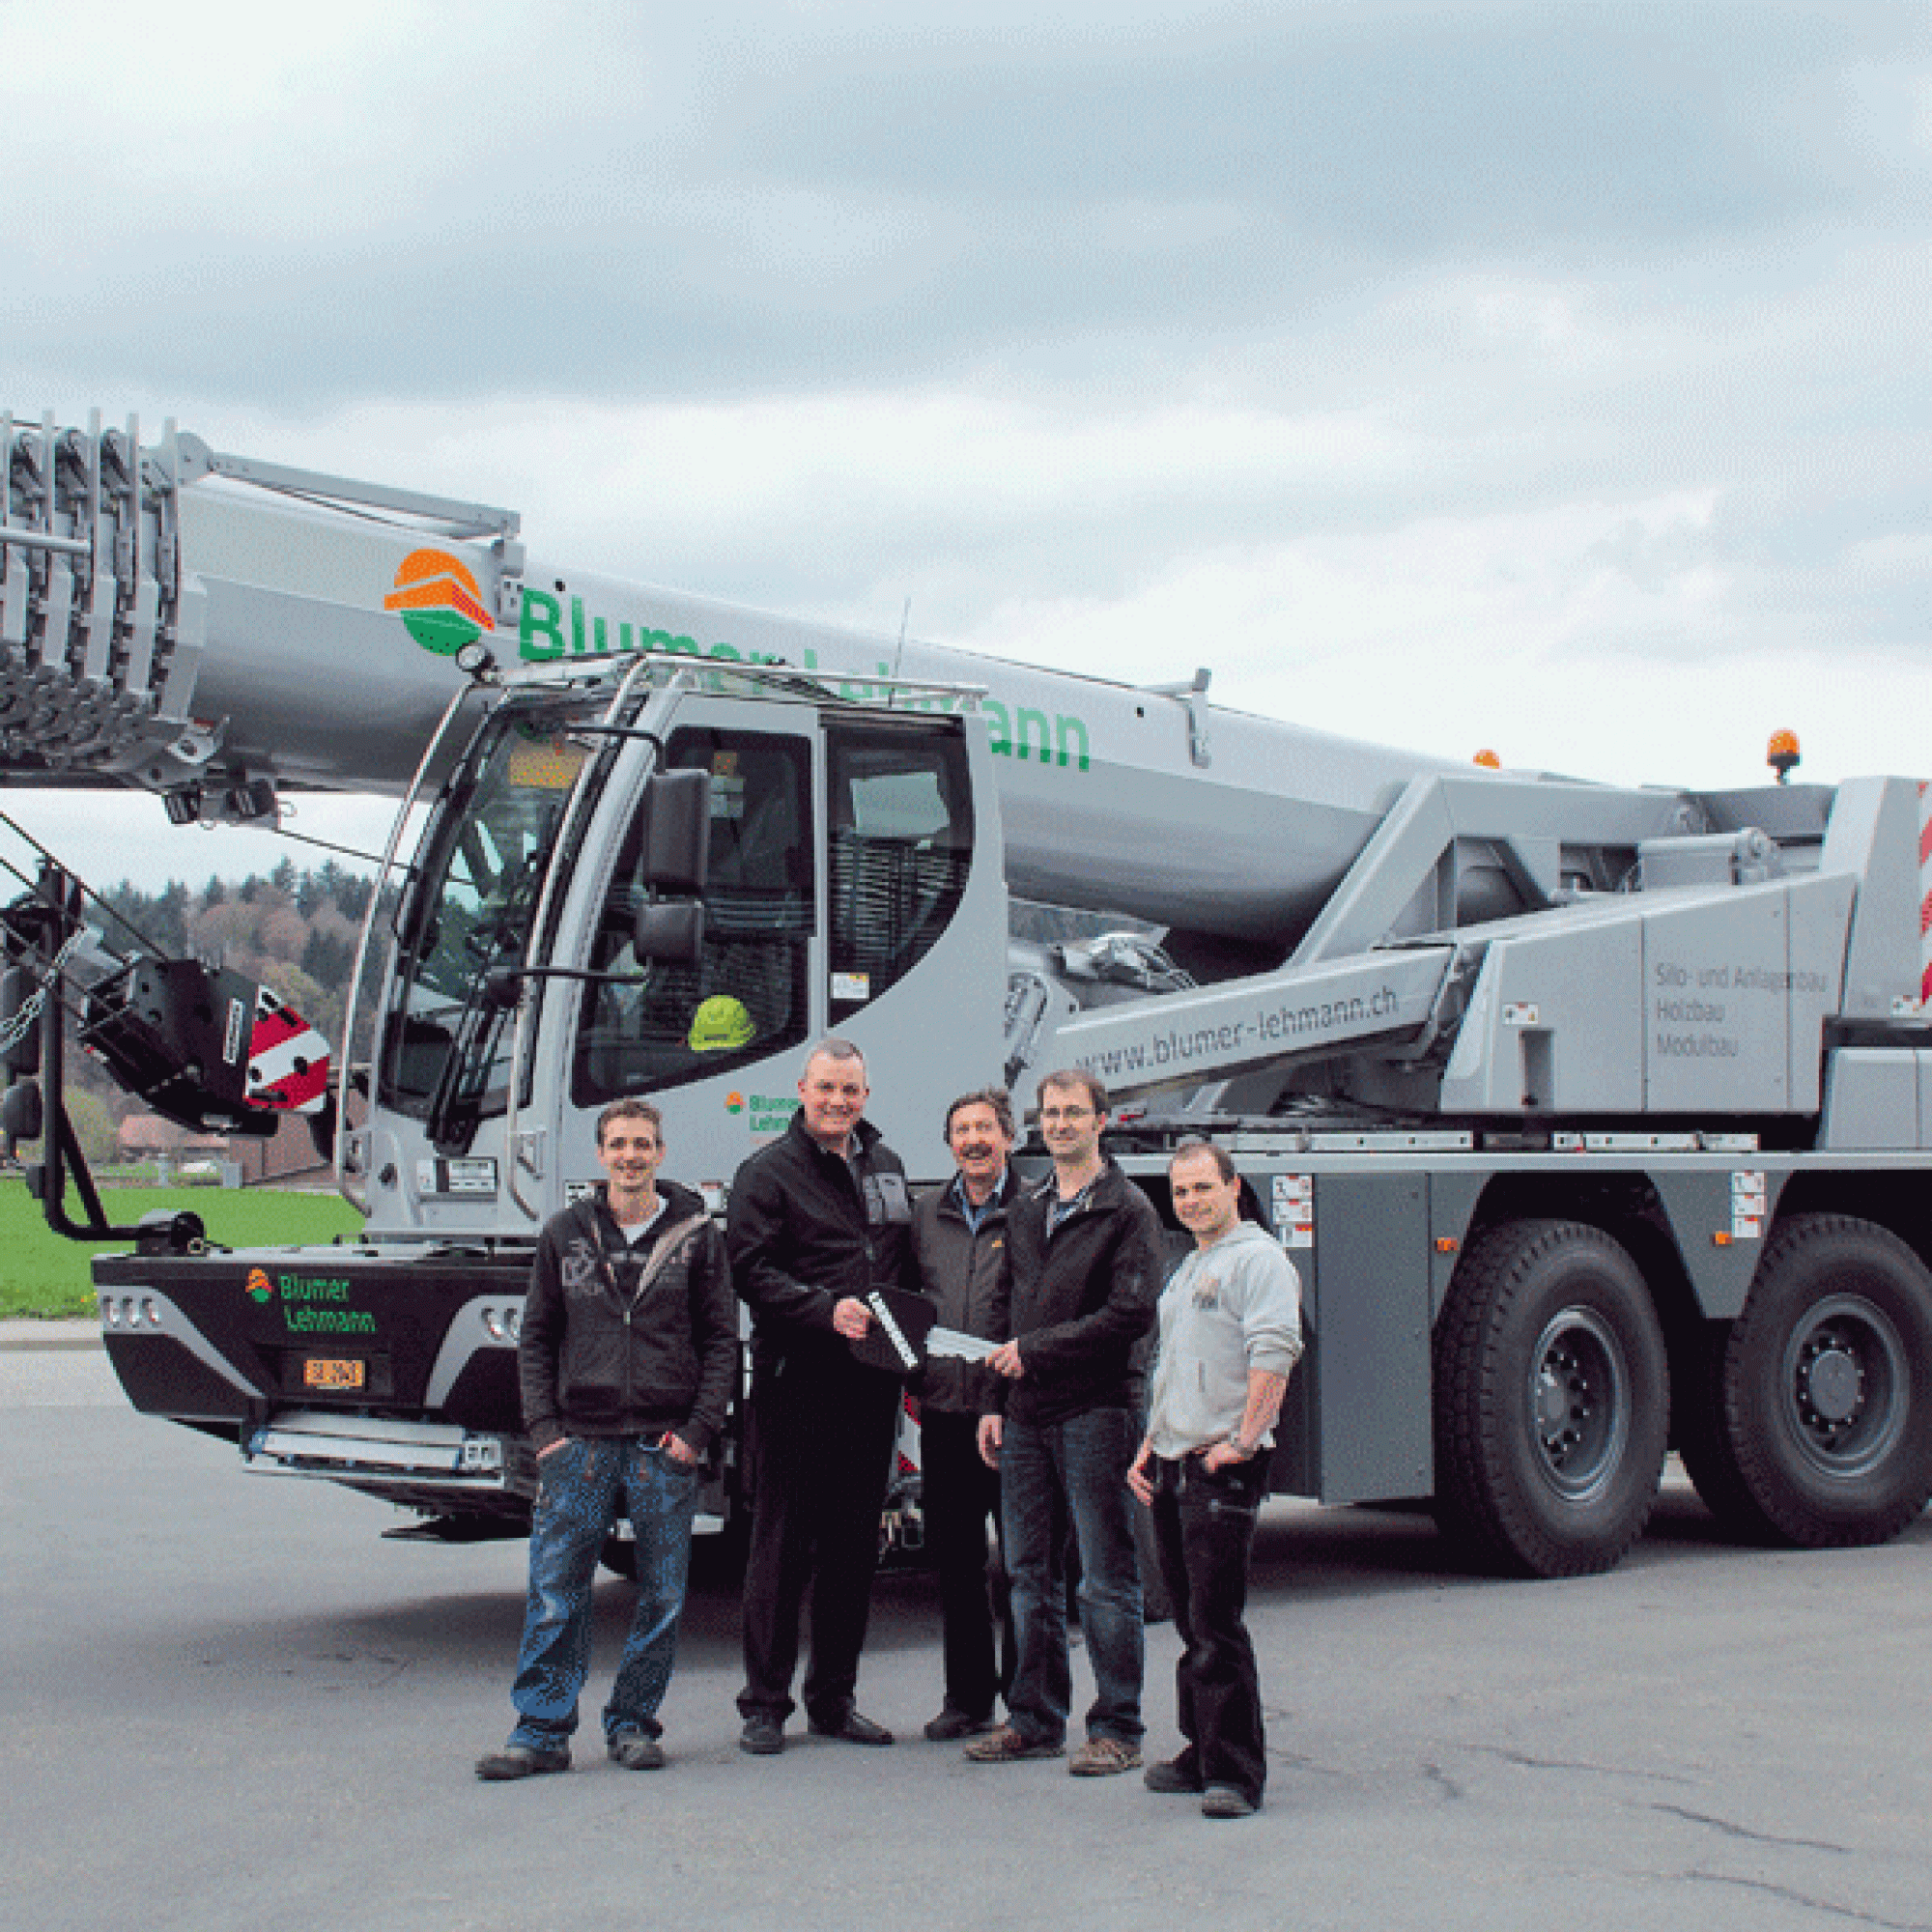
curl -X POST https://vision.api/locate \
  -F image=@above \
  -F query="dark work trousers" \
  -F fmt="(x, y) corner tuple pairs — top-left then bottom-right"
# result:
(1151, 1452), (1269, 1805)
(737, 1357), (901, 1726)
(920, 1407), (1012, 1721)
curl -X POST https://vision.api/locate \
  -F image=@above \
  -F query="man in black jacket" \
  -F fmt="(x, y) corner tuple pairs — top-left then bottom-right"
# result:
(912, 1086), (1019, 1741)
(730, 1037), (919, 1755)
(966, 1068), (1162, 1776)
(477, 1097), (736, 1781)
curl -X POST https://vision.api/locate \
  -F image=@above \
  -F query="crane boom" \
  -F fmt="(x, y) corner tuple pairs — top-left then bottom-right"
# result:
(3, 412), (1468, 944)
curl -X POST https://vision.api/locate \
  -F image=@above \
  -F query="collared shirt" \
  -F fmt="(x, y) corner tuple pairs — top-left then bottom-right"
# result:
(1045, 1173), (1097, 1236)
(949, 1167), (1009, 1236)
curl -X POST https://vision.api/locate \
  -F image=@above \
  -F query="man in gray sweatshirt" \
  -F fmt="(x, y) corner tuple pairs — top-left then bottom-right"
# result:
(1129, 1138), (1302, 1819)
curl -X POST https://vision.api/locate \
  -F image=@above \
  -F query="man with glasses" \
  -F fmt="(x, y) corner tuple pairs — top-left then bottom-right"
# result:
(966, 1069), (1162, 1776)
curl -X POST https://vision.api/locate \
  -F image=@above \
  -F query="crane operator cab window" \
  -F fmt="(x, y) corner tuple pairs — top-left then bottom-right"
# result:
(826, 722), (972, 1023)
(574, 728), (812, 1101)
(382, 722), (590, 1129)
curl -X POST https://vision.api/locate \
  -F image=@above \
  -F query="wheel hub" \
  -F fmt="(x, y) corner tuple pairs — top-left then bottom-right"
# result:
(1781, 1293), (1909, 1477)
(1527, 1306), (1630, 1502)
(1800, 1341), (1862, 1428)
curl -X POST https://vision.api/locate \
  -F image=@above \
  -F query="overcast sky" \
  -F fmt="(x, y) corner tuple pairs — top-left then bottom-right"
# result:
(3, 0), (1927, 894)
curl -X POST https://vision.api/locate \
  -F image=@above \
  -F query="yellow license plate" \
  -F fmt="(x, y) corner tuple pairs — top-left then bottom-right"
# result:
(302, 1357), (366, 1391)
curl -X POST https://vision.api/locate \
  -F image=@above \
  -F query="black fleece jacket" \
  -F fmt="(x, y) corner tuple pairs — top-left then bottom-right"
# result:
(519, 1179), (737, 1456)
(726, 1111), (920, 1385)
(986, 1157), (1163, 1428)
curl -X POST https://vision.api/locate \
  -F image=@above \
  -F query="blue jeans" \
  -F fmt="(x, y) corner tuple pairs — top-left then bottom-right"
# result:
(1000, 1406), (1145, 1748)
(507, 1436), (700, 1750)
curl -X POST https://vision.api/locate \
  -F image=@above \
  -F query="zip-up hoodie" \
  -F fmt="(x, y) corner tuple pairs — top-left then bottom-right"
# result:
(519, 1179), (737, 1456)
(988, 1156), (1163, 1428)
(1145, 1219), (1303, 1459)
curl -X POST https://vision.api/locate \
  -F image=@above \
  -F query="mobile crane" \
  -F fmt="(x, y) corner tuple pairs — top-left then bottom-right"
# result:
(6, 410), (1930, 1578)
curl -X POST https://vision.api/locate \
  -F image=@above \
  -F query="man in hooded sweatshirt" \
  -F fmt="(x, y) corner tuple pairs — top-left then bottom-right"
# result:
(477, 1096), (737, 1780)
(1129, 1137), (1302, 1820)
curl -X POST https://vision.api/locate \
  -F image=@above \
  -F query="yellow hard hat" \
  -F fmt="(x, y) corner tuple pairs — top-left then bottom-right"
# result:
(688, 994), (754, 1053)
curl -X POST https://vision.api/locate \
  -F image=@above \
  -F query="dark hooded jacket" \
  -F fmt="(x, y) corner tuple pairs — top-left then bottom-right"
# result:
(520, 1179), (737, 1456)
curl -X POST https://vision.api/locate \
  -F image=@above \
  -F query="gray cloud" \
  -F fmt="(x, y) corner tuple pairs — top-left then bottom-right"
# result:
(7, 3), (1924, 411)
(2, 0), (1927, 870)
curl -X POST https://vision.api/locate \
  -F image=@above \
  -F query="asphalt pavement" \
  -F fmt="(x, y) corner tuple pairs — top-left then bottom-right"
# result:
(4, 1349), (1929, 1932)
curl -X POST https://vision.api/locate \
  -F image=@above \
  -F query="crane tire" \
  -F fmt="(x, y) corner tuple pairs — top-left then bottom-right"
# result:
(1680, 1214), (1932, 1548)
(1434, 1219), (1668, 1578)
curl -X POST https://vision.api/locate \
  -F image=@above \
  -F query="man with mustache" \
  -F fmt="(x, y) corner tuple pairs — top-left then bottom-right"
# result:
(912, 1086), (1020, 1741)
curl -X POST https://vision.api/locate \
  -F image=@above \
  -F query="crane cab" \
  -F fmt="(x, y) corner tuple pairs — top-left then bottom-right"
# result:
(353, 662), (1009, 1235)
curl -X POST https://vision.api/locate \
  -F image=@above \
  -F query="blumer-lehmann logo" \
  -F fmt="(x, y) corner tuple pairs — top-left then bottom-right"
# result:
(392, 571), (1095, 775)
(385, 550), (495, 657)
(242, 1269), (377, 1335)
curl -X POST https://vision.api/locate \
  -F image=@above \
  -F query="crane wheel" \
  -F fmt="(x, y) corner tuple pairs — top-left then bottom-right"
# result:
(1433, 1219), (1668, 1578)
(1679, 1214), (1932, 1548)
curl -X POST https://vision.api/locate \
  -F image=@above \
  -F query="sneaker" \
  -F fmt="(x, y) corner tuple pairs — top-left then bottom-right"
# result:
(1143, 1756), (1204, 1795)
(1201, 1784), (1259, 1819)
(474, 1744), (570, 1782)
(923, 1708), (998, 1743)
(963, 1723), (1065, 1763)
(740, 1714), (785, 1756)
(1068, 1736), (1143, 1777)
(607, 1731), (666, 1772)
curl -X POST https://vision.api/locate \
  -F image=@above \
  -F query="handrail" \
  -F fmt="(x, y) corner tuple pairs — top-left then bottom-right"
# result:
(499, 650), (666, 1223)
(331, 678), (484, 1214)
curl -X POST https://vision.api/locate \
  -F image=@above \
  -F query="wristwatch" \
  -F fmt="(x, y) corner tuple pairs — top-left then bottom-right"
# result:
(1226, 1432), (1258, 1460)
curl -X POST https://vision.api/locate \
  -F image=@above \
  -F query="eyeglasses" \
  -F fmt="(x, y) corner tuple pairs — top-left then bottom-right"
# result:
(1039, 1105), (1095, 1123)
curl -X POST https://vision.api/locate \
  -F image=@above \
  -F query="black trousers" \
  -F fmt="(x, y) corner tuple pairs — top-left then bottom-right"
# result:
(737, 1362), (901, 1724)
(920, 1407), (1012, 1720)
(1150, 1452), (1268, 1804)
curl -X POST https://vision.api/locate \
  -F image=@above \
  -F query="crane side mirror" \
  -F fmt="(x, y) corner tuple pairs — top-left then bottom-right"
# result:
(639, 769), (711, 895)
(1, 965), (41, 1076)
(3, 1077), (43, 1144)
(633, 902), (706, 965)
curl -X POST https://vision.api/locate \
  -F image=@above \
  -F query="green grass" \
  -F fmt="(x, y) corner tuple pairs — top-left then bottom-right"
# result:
(0, 1182), (365, 1320)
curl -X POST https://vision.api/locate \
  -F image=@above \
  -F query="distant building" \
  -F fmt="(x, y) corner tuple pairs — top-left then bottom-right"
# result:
(115, 1115), (228, 1163)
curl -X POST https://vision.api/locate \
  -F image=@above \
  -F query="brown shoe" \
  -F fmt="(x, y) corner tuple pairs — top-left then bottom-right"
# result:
(1068, 1736), (1143, 1777)
(963, 1723), (1065, 1763)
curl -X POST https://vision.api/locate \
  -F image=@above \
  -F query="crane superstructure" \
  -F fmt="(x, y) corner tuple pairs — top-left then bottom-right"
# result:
(8, 411), (1932, 1581)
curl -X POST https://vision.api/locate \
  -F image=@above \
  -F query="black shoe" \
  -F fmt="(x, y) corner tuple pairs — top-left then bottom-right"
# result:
(607, 1730), (666, 1771)
(923, 1708), (998, 1743)
(1144, 1755), (1204, 1795)
(475, 1745), (570, 1781)
(1202, 1784), (1259, 1819)
(739, 1714), (785, 1756)
(807, 1709), (895, 1747)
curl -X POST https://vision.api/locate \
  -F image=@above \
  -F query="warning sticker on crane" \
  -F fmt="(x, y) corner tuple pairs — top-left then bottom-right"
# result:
(244, 989), (331, 1115)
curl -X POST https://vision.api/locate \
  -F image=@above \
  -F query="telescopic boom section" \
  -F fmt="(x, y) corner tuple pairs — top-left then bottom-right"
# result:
(1, 413), (1476, 945)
